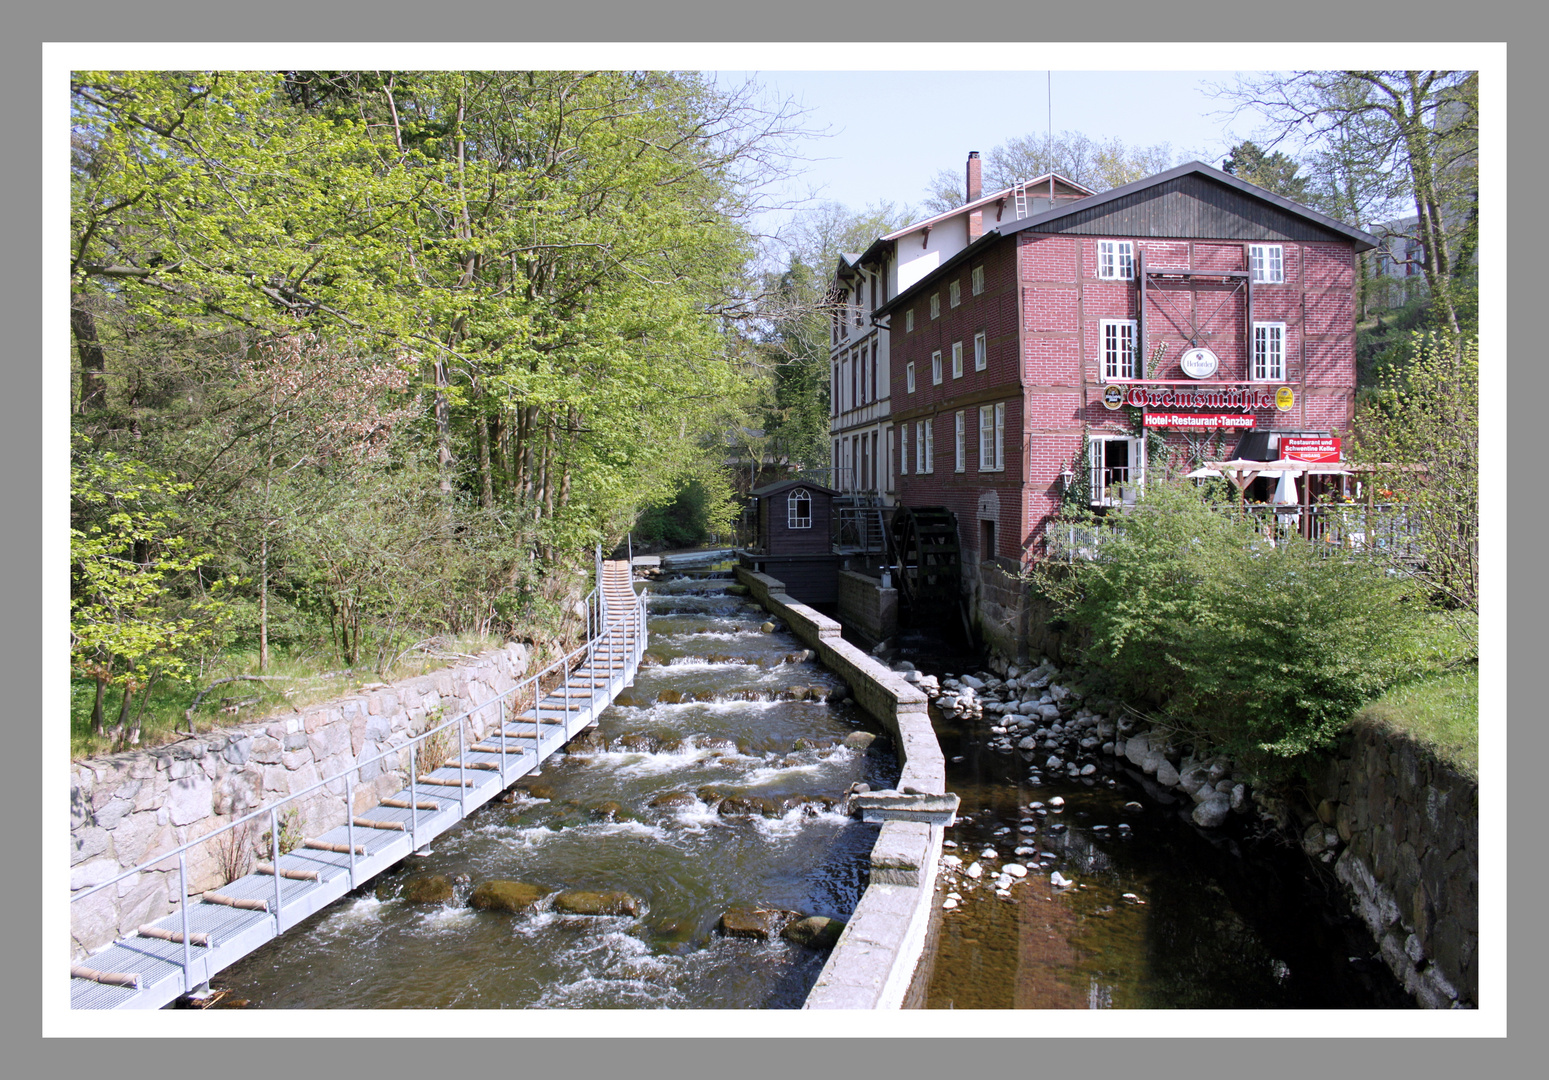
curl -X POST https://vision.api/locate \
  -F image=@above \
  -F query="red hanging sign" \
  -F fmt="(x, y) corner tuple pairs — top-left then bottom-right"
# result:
(1281, 436), (1342, 463)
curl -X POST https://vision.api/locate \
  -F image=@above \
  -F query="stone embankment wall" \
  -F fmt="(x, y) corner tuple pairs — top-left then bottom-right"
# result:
(1276, 725), (1478, 1008)
(70, 643), (531, 959)
(737, 567), (945, 1009)
(836, 570), (898, 649)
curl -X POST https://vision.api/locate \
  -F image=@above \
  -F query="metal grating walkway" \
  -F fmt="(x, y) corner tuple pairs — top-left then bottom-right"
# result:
(70, 561), (645, 1010)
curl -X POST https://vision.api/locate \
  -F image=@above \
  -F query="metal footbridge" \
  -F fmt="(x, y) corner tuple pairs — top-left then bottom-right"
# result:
(69, 558), (646, 1010)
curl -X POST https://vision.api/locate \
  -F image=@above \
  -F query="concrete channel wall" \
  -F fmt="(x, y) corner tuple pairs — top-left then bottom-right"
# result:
(70, 643), (531, 959)
(736, 567), (947, 1009)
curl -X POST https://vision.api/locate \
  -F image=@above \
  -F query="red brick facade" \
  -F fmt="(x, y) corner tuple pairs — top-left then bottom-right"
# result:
(885, 166), (1368, 566)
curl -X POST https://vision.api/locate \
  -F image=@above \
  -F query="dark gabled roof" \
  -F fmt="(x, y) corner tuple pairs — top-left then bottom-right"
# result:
(876, 161), (1380, 320)
(999, 160), (1381, 250)
(750, 478), (839, 498)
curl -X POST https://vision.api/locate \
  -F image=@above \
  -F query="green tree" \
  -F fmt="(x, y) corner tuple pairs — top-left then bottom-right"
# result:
(1216, 70), (1478, 337)
(1350, 334), (1479, 641)
(71, 442), (233, 745)
(1221, 140), (1310, 201)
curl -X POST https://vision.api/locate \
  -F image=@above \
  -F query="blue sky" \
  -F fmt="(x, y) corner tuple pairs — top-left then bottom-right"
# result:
(725, 69), (1265, 222)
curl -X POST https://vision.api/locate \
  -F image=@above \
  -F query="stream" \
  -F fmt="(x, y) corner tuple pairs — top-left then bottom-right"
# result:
(203, 573), (1411, 1010)
(204, 570), (896, 1008)
(897, 629), (1414, 1010)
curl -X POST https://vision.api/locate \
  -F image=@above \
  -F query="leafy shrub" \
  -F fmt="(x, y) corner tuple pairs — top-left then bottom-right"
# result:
(1034, 482), (1439, 778)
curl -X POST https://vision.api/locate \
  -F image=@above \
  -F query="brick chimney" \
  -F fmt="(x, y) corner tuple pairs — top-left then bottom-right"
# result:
(966, 151), (983, 240)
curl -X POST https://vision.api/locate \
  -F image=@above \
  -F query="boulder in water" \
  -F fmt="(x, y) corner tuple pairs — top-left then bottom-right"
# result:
(843, 730), (876, 750)
(649, 790), (697, 809)
(564, 729), (608, 755)
(587, 800), (630, 822)
(717, 905), (799, 940)
(469, 880), (547, 913)
(760, 622), (777, 633)
(782, 915), (845, 949)
(400, 874), (455, 904)
(552, 890), (641, 917)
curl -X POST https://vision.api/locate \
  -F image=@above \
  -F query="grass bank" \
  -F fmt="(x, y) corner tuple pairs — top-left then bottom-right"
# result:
(1352, 662), (1479, 781)
(69, 634), (512, 762)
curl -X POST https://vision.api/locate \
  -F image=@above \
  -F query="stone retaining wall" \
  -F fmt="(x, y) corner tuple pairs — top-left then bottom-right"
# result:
(1283, 725), (1478, 1008)
(70, 643), (531, 959)
(736, 567), (945, 1009)
(836, 570), (898, 648)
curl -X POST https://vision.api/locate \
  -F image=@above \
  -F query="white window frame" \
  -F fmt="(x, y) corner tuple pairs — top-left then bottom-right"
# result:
(954, 411), (966, 472)
(931, 350), (943, 386)
(915, 419), (934, 474)
(1253, 321), (1287, 381)
(974, 331), (987, 372)
(898, 425), (907, 475)
(1097, 239), (1134, 280)
(905, 308), (914, 332)
(930, 293), (940, 319)
(1250, 244), (1284, 284)
(1088, 436), (1146, 506)
(951, 341), (963, 379)
(971, 265), (985, 295)
(787, 488), (812, 529)
(949, 279), (961, 308)
(977, 403), (1005, 472)
(906, 361), (916, 393)
(1100, 319), (1138, 382)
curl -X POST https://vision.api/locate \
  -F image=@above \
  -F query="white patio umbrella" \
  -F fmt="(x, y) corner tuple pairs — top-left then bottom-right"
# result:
(1272, 469), (1299, 506)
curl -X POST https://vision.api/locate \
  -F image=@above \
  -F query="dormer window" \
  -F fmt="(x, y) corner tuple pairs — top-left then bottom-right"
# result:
(787, 488), (812, 529)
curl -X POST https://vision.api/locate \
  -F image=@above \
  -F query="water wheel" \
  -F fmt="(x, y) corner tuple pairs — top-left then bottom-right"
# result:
(891, 506), (962, 616)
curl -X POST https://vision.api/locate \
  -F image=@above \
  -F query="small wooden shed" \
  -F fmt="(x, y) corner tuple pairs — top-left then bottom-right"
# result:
(742, 479), (841, 606)
(753, 479), (837, 555)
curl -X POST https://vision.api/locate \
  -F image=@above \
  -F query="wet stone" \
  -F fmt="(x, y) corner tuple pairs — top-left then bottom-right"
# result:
(717, 905), (798, 940)
(398, 875), (455, 904)
(553, 890), (641, 917)
(469, 880), (548, 913)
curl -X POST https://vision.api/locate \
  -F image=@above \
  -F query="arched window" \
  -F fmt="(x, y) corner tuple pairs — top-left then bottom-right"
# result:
(787, 488), (812, 529)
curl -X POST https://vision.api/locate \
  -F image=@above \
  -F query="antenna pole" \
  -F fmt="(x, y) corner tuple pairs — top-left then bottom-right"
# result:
(1048, 71), (1054, 200)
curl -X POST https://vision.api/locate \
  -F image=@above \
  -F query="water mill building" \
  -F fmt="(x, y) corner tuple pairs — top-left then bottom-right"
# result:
(825, 156), (1380, 650)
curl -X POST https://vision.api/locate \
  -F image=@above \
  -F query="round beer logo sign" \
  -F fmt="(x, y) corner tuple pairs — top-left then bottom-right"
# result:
(1102, 386), (1125, 410)
(1275, 386), (1295, 411)
(1179, 347), (1219, 379)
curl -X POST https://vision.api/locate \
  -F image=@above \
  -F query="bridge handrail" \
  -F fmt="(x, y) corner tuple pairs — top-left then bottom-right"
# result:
(70, 581), (647, 911)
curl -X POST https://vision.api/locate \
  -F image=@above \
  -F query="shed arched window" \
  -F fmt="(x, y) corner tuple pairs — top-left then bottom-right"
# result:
(787, 488), (813, 529)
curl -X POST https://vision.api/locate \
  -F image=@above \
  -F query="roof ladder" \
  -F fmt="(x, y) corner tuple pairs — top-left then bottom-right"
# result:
(1013, 180), (1028, 220)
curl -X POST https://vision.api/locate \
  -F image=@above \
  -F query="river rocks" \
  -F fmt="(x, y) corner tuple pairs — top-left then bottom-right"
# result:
(717, 905), (798, 940)
(470, 880), (548, 913)
(1155, 759), (1181, 788)
(553, 890), (640, 917)
(399, 874), (455, 904)
(588, 800), (630, 822)
(1124, 732), (1150, 767)
(782, 915), (845, 949)
(1192, 794), (1233, 829)
(649, 791), (697, 809)
(718, 795), (778, 818)
(564, 729), (608, 755)
(760, 622), (777, 633)
(843, 730), (877, 750)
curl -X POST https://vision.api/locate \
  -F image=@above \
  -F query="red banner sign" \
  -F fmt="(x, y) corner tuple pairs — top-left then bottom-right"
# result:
(1281, 436), (1342, 463)
(1122, 385), (1280, 411)
(1143, 413), (1257, 430)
